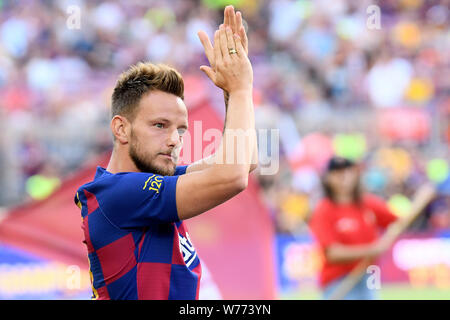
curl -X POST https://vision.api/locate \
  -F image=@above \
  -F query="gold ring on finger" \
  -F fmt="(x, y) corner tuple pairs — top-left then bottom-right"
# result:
(228, 48), (237, 55)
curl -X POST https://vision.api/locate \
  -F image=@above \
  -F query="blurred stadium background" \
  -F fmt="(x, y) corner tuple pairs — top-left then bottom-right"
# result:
(0, 0), (449, 299)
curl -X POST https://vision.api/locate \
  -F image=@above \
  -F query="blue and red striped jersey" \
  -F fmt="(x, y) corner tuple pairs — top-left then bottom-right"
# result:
(74, 166), (202, 300)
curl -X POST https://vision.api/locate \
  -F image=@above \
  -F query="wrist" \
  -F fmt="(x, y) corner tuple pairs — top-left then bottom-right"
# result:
(228, 87), (253, 97)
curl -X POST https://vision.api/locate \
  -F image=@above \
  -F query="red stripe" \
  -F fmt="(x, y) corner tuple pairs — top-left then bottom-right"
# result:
(177, 222), (187, 237)
(82, 215), (94, 253)
(83, 189), (99, 214)
(137, 262), (171, 300)
(96, 234), (137, 285)
(96, 286), (110, 300)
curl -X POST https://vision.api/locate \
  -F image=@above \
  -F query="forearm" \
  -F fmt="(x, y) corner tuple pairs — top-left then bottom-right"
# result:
(187, 90), (258, 174)
(231, 89), (257, 171)
(215, 89), (255, 175)
(326, 243), (377, 264)
(223, 90), (258, 172)
(186, 141), (257, 173)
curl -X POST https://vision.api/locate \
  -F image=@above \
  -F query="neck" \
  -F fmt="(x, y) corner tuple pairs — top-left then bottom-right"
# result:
(333, 193), (354, 204)
(106, 146), (139, 174)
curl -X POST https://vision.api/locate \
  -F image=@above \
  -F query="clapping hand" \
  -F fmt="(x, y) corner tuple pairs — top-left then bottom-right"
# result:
(197, 6), (252, 94)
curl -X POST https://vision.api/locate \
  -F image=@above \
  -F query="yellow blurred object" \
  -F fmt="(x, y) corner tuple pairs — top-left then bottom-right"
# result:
(239, 0), (262, 16)
(393, 22), (422, 49)
(408, 264), (450, 289)
(281, 193), (310, 221)
(0, 262), (91, 297)
(400, 0), (424, 9)
(25, 174), (61, 201)
(278, 193), (310, 233)
(376, 147), (413, 182)
(409, 266), (430, 288)
(388, 194), (412, 218)
(433, 264), (450, 289)
(405, 78), (434, 104)
(283, 243), (321, 280)
(144, 7), (176, 29)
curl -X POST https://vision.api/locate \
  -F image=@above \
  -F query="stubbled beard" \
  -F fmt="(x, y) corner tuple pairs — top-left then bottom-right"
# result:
(128, 133), (176, 176)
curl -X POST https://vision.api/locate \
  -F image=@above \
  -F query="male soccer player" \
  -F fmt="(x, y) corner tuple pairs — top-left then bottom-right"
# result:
(74, 7), (257, 300)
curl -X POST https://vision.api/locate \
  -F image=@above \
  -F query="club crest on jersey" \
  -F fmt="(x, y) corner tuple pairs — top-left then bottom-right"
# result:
(178, 232), (197, 267)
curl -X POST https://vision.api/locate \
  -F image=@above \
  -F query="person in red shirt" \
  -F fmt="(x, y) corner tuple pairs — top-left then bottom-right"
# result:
(309, 156), (435, 300)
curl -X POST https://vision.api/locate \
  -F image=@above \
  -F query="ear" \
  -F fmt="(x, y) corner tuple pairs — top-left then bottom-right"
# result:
(111, 115), (130, 144)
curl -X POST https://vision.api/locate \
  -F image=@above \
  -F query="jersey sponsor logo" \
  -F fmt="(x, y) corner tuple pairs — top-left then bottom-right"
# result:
(336, 217), (359, 233)
(178, 232), (197, 267)
(142, 175), (163, 193)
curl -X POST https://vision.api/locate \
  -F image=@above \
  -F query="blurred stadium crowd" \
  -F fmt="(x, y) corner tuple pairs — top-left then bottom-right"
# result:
(0, 0), (449, 234)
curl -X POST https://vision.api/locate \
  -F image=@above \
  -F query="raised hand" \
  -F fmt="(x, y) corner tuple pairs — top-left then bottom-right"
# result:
(223, 5), (248, 55)
(197, 5), (250, 91)
(201, 25), (252, 94)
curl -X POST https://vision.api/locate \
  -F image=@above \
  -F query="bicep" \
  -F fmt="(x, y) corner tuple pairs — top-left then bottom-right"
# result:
(175, 167), (245, 220)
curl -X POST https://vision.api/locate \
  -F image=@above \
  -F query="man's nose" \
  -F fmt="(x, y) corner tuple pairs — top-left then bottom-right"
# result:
(167, 129), (180, 147)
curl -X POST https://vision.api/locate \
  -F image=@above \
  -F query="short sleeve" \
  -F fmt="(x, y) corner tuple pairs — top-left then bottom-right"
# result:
(92, 172), (180, 228)
(174, 165), (188, 176)
(364, 194), (398, 228)
(308, 201), (339, 249)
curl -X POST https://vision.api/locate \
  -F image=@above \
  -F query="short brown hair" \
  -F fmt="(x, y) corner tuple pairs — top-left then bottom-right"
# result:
(111, 62), (184, 121)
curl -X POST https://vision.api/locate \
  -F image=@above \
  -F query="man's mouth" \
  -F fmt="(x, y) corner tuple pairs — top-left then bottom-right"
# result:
(159, 153), (174, 161)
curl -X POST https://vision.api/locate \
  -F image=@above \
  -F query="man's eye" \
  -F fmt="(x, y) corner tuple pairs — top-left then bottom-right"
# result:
(154, 123), (164, 129)
(178, 128), (186, 136)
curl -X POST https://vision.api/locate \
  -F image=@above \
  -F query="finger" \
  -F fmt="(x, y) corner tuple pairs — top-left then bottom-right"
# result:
(236, 12), (248, 54)
(225, 26), (237, 59)
(197, 31), (215, 66)
(223, 5), (229, 26)
(236, 11), (243, 31)
(227, 6), (237, 34)
(213, 29), (222, 66)
(219, 25), (229, 62)
(234, 33), (245, 58)
(200, 65), (215, 81)
(239, 25), (248, 54)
